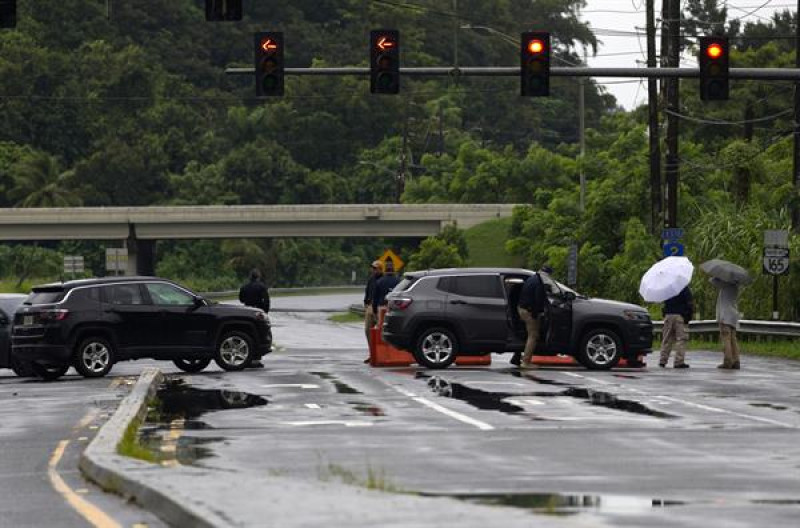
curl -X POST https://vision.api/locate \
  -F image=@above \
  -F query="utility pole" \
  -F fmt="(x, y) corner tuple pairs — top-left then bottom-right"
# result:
(579, 47), (586, 212)
(398, 100), (409, 202)
(793, 0), (800, 231)
(664, 0), (681, 228)
(647, 0), (662, 235)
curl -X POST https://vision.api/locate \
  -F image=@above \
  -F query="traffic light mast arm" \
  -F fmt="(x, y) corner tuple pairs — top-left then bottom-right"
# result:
(226, 66), (800, 81)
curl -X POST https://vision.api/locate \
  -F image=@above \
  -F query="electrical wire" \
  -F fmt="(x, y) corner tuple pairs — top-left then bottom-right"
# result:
(663, 107), (792, 125)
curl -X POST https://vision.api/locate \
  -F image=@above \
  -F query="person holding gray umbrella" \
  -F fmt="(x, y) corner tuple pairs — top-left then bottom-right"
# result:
(701, 259), (751, 370)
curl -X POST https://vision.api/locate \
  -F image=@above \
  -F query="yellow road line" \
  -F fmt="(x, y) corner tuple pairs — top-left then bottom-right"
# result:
(73, 409), (100, 432)
(48, 440), (122, 528)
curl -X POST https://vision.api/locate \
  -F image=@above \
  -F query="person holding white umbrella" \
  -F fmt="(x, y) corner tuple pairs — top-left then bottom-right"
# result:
(639, 256), (695, 368)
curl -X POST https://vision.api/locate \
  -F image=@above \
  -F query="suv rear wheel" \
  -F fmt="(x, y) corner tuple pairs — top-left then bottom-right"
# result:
(10, 356), (34, 377)
(74, 337), (115, 378)
(214, 331), (254, 371)
(577, 328), (622, 370)
(414, 327), (458, 369)
(173, 358), (212, 373)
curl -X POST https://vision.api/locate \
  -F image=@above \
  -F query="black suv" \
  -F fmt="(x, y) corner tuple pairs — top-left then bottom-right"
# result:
(382, 268), (652, 370)
(11, 277), (272, 380)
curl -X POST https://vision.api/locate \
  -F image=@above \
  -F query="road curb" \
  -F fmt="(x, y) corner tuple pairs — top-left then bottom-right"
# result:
(78, 368), (219, 528)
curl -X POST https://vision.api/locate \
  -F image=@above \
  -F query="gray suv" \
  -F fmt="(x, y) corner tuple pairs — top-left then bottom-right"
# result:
(382, 268), (653, 370)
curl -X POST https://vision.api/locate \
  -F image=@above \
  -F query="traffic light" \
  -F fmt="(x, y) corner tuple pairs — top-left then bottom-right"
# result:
(206, 0), (242, 21)
(254, 32), (284, 97)
(521, 31), (550, 96)
(699, 36), (729, 101)
(370, 30), (399, 94)
(0, 0), (16, 29)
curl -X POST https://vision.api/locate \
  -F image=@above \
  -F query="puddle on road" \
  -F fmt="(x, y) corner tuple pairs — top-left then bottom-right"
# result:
(430, 492), (686, 516)
(418, 374), (676, 419)
(134, 379), (268, 465)
(311, 372), (363, 394)
(349, 402), (386, 416)
(749, 402), (789, 411)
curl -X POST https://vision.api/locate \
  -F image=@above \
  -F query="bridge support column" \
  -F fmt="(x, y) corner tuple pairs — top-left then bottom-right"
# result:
(126, 226), (155, 276)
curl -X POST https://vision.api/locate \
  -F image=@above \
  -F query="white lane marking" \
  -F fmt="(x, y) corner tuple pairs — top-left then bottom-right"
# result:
(657, 396), (797, 428)
(393, 386), (494, 431)
(574, 373), (797, 429)
(283, 420), (373, 427)
(461, 381), (527, 387)
(506, 398), (545, 406)
(261, 384), (320, 389)
(305, 403), (322, 409)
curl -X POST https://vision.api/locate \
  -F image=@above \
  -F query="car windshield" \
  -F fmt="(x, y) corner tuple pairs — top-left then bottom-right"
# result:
(0, 297), (25, 314)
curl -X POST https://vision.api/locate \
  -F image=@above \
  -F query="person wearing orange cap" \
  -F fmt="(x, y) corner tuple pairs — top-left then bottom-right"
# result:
(363, 260), (384, 362)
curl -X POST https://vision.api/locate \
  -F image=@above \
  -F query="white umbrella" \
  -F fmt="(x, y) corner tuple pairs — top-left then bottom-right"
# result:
(639, 256), (694, 303)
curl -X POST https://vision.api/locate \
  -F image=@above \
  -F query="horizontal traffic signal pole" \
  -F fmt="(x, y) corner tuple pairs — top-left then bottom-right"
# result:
(226, 66), (800, 81)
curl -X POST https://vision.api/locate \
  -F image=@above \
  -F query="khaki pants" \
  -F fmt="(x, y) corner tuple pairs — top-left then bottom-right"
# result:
(518, 307), (541, 365)
(719, 323), (740, 367)
(364, 304), (377, 346)
(659, 314), (688, 366)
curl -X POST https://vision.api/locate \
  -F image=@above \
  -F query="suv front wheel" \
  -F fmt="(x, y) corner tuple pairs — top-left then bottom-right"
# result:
(214, 331), (254, 371)
(577, 328), (622, 370)
(414, 327), (458, 369)
(74, 337), (115, 378)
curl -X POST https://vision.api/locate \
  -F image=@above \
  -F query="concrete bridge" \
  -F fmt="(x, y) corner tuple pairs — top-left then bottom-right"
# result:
(0, 204), (517, 274)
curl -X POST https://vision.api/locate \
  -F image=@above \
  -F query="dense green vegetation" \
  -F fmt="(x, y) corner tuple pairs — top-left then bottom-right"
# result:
(0, 1), (799, 321)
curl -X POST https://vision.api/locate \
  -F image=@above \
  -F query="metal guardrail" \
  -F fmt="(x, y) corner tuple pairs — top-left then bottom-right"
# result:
(202, 285), (361, 300)
(654, 319), (800, 338)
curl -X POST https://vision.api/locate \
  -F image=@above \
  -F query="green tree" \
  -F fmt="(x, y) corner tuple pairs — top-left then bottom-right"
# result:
(9, 152), (82, 207)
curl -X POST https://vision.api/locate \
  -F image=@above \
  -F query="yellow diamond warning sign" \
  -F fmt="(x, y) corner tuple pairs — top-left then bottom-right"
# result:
(378, 249), (404, 272)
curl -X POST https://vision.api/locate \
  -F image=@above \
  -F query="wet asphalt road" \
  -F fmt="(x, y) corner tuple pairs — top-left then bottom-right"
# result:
(2, 293), (799, 527)
(172, 299), (800, 528)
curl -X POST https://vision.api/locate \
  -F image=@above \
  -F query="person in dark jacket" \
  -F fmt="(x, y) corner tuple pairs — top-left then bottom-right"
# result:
(659, 286), (693, 368)
(511, 268), (548, 368)
(363, 260), (384, 362)
(239, 269), (270, 313)
(373, 260), (400, 319)
(239, 269), (270, 368)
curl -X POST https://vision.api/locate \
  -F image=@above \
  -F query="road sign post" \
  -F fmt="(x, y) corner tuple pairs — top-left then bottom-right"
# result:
(105, 248), (128, 276)
(763, 230), (790, 320)
(567, 243), (578, 287)
(63, 255), (84, 280)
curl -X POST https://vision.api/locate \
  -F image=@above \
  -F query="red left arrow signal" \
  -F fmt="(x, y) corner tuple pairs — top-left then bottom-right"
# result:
(377, 36), (395, 51)
(261, 38), (278, 52)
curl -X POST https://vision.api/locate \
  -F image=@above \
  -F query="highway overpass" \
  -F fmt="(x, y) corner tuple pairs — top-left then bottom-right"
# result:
(0, 204), (517, 274)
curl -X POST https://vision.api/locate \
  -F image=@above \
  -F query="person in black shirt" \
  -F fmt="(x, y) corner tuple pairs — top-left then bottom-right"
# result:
(659, 286), (693, 368)
(239, 269), (270, 368)
(363, 260), (384, 362)
(373, 260), (400, 319)
(512, 267), (549, 368)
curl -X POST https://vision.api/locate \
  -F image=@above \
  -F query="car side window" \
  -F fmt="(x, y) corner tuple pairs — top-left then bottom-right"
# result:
(70, 287), (101, 304)
(451, 275), (503, 298)
(437, 277), (454, 293)
(102, 284), (146, 306)
(145, 283), (194, 306)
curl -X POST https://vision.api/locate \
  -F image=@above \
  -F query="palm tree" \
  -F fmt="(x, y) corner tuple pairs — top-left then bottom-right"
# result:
(9, 153), (82, 207)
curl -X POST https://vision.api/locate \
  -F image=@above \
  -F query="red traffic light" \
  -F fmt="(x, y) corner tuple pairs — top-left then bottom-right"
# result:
(527, 39), (545, 54)
(260, 38), (279, 53)
(375, 35), (396, 51)
(706, 42), (723, 59)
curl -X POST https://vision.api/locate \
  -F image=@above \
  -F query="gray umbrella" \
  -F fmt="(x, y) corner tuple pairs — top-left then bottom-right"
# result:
(700, 259), (753, 285)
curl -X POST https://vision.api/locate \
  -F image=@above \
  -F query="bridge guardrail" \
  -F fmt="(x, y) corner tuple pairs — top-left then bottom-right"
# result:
(654, 319), (800, 338)
(203, 285), (361, 300)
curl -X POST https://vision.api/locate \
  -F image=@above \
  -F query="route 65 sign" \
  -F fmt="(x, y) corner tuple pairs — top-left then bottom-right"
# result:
(763, 247), (789, 276)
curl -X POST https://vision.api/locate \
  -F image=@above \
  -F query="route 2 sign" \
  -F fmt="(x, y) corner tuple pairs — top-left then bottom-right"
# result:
(763, 247), (789, 276)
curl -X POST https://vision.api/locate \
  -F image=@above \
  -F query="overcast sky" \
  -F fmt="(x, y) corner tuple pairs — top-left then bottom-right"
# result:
(580, 0), (794, 109)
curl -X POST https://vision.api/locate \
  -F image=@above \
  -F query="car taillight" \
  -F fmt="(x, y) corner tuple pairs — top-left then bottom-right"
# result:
(39, 309), (69, 321)
(390, 298), (413, 310)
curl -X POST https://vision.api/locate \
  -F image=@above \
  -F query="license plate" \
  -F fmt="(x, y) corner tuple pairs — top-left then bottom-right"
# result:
(23, 315), (33, 326)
